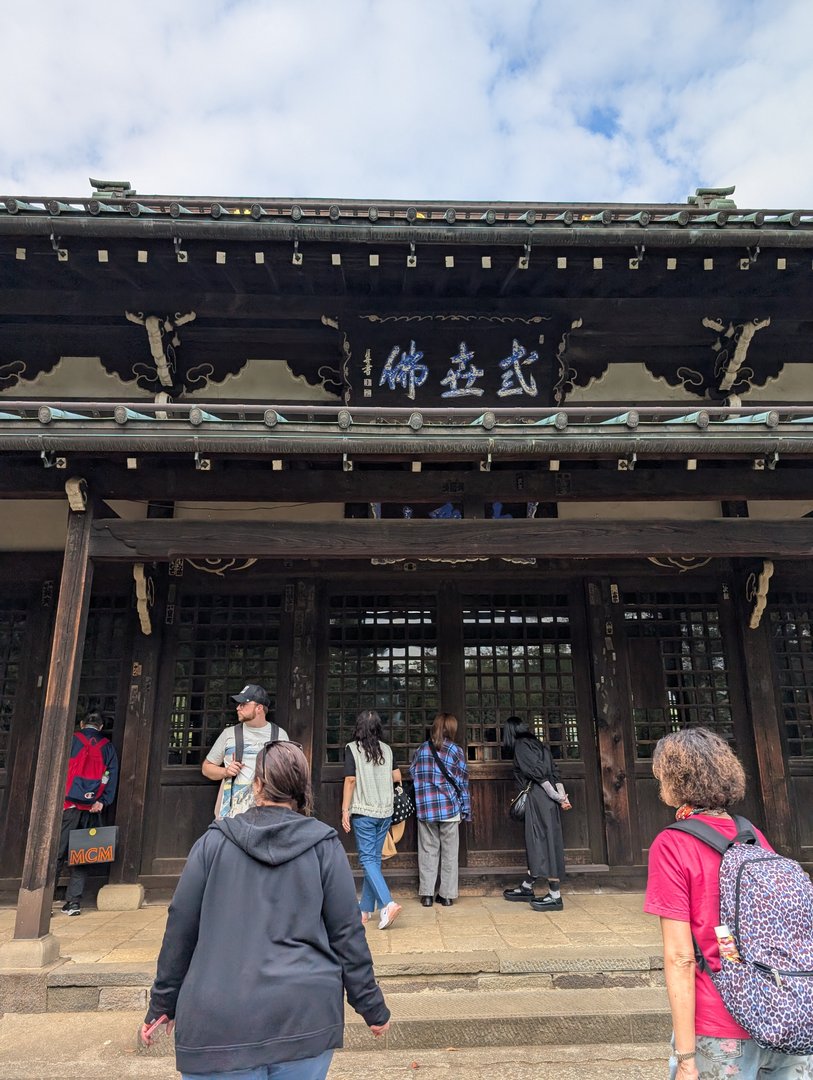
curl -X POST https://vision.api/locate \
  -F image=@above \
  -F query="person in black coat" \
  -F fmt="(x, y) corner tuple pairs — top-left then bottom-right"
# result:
(141, 740), (390, 1080)
(502, 716), (570, 912)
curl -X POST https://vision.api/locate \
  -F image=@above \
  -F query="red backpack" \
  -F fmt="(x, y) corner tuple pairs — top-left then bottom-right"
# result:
(65, 732), (110, 806)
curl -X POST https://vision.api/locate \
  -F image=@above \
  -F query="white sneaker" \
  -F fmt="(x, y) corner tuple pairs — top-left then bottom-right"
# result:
(378, 902), (402, 930)
(360, 910), (372, 926)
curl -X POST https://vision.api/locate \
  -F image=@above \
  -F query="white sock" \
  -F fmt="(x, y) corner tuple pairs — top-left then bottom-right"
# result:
(522, 878), (536, 890)
(548, 888), (561, 900)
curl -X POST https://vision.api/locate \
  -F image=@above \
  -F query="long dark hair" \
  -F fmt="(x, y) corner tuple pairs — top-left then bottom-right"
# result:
(254, 741), (313, 815)
(353, 709), (385, 765)
(502, 715), (532, 752)
(430, 712), (458, 750)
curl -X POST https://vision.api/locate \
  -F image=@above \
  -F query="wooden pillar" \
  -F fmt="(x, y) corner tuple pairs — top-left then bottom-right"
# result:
(585, 578), (640, 866)
(281, 580), (320, 758)
(733, 575), (796, 855)
(107, 577), (166, 886)
(0, 579), (57, 881)
(12, 503), (95, 942)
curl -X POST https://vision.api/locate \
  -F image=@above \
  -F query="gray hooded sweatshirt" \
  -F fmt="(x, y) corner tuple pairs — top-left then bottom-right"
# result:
(147, 805), (389, 1075)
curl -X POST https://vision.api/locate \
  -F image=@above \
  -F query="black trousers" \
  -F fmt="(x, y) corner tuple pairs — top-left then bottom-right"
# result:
(55, 807), (96, 903)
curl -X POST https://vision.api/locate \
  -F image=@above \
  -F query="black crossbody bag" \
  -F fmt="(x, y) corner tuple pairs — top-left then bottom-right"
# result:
(428, 741), (463, 802)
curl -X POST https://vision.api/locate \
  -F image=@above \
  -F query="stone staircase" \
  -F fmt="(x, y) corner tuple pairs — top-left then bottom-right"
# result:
(9, 946), (671, 1055)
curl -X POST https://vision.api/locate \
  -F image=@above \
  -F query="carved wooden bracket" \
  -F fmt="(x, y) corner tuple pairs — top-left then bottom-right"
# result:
(133, 563), (155, 636)
(64, 476), (88, 512)
(745, 559), (774, 629)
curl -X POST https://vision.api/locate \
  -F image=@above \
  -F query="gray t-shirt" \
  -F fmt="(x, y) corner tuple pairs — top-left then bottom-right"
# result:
(206, 722), (289, 817)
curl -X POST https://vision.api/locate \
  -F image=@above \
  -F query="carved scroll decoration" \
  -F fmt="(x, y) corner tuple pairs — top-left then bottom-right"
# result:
(745, 559), (774, 629)
(185, 558), (258, 577)
(647, 556), (714, 573)
(133, 563), (155, 636)
(703, 316), (771, 394)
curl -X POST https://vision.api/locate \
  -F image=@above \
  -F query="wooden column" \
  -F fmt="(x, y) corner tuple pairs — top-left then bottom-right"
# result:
(13, 503), (95, 941)
(281, 580), (320, 757)
(733, 575), (795, 855)
(585, 578), (640, 866)
(108, 577), (166, 885)
(0, 580), (57, 882)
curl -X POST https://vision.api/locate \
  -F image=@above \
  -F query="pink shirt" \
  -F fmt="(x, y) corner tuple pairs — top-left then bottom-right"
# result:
(644, 814), (772, 1039)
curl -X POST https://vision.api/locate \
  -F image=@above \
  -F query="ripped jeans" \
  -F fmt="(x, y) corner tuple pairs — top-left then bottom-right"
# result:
(669, 1036), (813, 1079)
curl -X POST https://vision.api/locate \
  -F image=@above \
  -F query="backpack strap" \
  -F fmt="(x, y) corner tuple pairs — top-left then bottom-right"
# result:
(667, 818), (733, 854)
(730, 814), (760, 846)
(234, 723), (244, 764)
(74, 732), (91, 749)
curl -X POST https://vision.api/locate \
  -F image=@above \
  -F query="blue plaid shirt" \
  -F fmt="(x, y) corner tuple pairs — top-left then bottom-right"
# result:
(410, 740), (471, 822)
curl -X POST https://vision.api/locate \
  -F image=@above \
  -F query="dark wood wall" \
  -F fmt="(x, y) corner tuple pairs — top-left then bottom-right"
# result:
(1, 558), (809, 892)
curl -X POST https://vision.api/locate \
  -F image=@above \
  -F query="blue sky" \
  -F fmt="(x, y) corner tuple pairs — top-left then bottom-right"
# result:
(1, 0), (811, 206)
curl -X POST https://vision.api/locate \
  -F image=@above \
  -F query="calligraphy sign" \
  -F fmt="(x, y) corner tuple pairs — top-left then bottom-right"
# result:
(345, 314), (571, 407)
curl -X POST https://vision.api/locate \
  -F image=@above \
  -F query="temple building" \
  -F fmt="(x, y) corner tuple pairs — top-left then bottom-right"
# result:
(0, 181), (811, 957)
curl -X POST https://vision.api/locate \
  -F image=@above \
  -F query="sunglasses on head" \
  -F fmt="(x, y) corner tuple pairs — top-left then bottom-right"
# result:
(263, 739), (303, 751)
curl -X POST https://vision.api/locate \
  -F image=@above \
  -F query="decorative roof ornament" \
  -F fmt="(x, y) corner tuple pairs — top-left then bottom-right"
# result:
(89, 177), (135, 198)
(688, 185), (737, 210)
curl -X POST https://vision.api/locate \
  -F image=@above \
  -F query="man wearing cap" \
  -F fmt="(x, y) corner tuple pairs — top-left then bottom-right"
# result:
(202, 685), (289, 818)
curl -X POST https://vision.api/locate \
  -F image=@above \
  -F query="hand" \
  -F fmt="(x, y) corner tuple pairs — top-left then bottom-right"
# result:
(89, 801), (104, 813)
(341, 810), (351, 834)
(369, 1021), (390, 1038)
(140, 1019), (175, 1046)
(224, 759), (242, 778)
(561, 797), (572, 811)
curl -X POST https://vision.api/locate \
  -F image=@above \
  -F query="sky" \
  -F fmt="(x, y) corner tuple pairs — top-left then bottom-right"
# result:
(1, 0), (811, 206)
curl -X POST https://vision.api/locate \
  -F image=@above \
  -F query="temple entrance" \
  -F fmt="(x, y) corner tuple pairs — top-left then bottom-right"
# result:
(313, 583), (607, 871)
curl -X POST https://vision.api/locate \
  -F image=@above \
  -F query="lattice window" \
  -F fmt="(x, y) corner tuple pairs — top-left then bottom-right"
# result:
(462, 593), (579, 763)
(76, 595), (129, 722)
(0, 601), (27, 771)
(769, 592), (813, 759)
(326, 595), (438, 765)
(169, 593), (281, 767)
(624, 591), (733, 758)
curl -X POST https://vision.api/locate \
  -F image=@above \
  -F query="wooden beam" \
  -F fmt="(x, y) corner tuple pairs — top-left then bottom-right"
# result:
(89, 518), (813, 562)
(3, 464), (813, 504)
(13, 502), (95, 941)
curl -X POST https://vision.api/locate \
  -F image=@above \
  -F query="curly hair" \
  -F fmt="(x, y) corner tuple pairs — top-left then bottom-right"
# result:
(651, 727), (746, 809)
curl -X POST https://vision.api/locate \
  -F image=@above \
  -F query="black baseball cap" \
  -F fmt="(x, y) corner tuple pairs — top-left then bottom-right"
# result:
(231, 684), (272, 708)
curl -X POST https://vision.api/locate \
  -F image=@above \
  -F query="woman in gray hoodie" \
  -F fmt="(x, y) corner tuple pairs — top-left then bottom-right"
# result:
(141, 740), (390, 1080)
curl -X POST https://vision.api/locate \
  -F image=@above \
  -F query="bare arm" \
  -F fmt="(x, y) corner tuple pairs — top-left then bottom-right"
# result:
(660, 917), (699, 1080)
(392, 768), (402, 784)
(341, 776), (356, 833)
(202, 759), (240, 781)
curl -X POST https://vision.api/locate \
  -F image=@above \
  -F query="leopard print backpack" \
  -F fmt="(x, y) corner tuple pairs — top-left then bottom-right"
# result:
(669, 815), (813, 1056)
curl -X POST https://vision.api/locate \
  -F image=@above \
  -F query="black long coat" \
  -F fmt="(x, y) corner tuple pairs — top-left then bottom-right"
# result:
(512, 734), (566, 881)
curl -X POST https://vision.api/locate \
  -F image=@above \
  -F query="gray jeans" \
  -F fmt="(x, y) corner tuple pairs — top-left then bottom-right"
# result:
(417, 819), (460, 898)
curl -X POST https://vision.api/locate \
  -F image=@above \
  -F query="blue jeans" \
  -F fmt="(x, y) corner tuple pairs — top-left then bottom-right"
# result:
(351, 814), (393, 912)
(182, 1049), (334, 1080)
(669, 1036), (813, 1079)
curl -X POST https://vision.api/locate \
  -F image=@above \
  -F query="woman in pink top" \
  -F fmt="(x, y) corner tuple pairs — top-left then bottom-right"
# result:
(645, 727), (813, 1080)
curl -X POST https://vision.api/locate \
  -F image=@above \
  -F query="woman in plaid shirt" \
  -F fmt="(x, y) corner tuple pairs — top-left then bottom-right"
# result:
(410, 713), (471, 907)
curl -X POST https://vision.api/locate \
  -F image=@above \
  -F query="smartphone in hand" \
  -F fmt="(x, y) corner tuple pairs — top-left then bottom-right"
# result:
(142, 1014), (169, 1043)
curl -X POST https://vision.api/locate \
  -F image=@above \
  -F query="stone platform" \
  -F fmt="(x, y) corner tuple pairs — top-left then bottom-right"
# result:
(0, 889), (671, 1062)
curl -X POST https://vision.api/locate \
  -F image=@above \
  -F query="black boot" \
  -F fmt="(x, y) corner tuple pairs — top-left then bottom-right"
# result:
(502, 884), (534, 902)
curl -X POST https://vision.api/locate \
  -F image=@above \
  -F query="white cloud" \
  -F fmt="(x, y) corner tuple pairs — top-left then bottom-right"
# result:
(1, 0), (811, 205)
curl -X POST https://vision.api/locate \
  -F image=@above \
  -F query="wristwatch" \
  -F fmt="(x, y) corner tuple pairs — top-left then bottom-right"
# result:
(675, 1050), (696, 1063)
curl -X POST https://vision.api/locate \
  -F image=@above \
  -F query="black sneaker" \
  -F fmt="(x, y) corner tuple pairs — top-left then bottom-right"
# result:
(530, 894), (563, 912)
(61, 901), (81, 916)
(503, 885), (535, 902)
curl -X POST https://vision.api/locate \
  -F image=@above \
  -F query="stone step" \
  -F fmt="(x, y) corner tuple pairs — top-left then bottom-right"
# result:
(343, 987), (671, 1051)
(1, 947), (665, 1013)
(0, 1011), (669, 1079)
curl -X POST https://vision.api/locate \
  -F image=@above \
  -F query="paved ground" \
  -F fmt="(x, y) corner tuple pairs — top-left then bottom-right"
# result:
(0, 1012), (667, 1080)
(0, 889), (661, 964)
